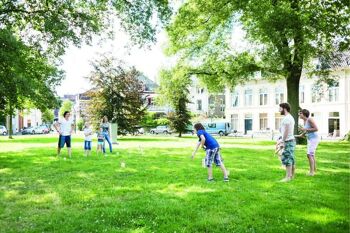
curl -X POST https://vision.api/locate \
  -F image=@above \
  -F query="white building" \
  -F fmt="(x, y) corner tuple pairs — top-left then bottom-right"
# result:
(225, 62), (350, 137)
(8, 109), (43, 133)
(188, 77), (226, 118)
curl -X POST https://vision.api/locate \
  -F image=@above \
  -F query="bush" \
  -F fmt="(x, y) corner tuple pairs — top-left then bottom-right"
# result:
(77, 119), (85, 131)
(156, 118), (170, 126)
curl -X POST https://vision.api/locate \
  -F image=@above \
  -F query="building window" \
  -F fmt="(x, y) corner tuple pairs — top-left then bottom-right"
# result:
(275, 112), (282, 130)
(197, 87), (204, 94)
(231, 114), (238, 131)
(275, 87), (284, 105)
(259, 88), (268, 106)
(244, 89), (253, 106)
(259, 113), (268, 130)
(311, 86), (322, 103)
(328, 112), (340, 136)
(232, 90), (239, 107)
(220, 98), (225, 112)
(299, 85), (305, 104)
(197, 100), (202, 111)
(328, 82), (339, 102)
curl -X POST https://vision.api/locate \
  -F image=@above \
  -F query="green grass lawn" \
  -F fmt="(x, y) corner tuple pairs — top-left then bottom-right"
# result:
(0, 135), (349, 233)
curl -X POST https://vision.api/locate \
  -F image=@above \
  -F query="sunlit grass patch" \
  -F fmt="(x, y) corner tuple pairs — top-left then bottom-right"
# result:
(0, 135), (349, 232)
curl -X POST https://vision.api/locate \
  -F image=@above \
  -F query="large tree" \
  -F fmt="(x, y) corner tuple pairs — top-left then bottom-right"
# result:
(0, 0), (172, 137)
(158, 65), (192, 137)
(86, 56), (146, 134)
(0, 29), (62, 138)
(0, 0), (172, 55)
(166, 0), (350, 133)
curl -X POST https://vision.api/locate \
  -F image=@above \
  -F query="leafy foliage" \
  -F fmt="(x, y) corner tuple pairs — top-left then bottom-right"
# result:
(158, 65), (192, 137)
(86, 56), (146, 134)
(0, 0), (172, 55)
(41, 109), (54, 124)
(59, 100), (73, 118)
(0, 29), (62, 137)
(166, 0), (350, 133)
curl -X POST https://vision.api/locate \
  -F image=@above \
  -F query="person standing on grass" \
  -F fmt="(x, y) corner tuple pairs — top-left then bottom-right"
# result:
(54, 111), (74, 158)
(279, 103), (296, 182)
(100, 116), (112, 154)
(96, 128), (106, 156)
(191, 123), (229, 182)
(83, 122), (93, 157)
(297, 109), (319, 176)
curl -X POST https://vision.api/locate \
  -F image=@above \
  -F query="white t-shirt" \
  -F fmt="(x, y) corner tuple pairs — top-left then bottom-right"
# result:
(58, 118), (73, 136)
(84, 128), (93, 141)
(280, 114), (295, 141)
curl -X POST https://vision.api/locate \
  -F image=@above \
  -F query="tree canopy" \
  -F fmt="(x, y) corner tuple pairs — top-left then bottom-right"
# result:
(86, 56), (146, 134)
(158, 64), (192, 137)
(166, 0), (350, 133)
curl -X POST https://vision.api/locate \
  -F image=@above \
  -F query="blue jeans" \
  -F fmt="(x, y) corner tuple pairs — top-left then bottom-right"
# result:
(102, 132), (112, 153)
(84, 141), (92, 150)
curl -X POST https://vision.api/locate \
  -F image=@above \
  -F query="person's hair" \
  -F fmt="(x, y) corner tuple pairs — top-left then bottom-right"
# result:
(194, 123), (205, 131)
(299, 109), (310, 118)
(102, 116), (108, 123)
(279, 103), (291, 112)
(63, 111), (70, 117)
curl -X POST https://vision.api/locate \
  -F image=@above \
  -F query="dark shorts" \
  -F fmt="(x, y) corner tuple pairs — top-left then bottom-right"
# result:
(281, 140), (296, 166)
(84, 141), (92, 150)
(205, 148), (223, 167)
(58, 135), (71, 148)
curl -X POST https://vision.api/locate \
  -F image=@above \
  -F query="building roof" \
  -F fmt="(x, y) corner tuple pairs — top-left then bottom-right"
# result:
(137, 74), (159, 92)
(318, 52), (350, 70)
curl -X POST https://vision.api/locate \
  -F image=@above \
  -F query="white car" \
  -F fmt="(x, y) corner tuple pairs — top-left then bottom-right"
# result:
(150, 126), (172, 134)
(33, 125), (50, 134)
(0, 125), (7, 135)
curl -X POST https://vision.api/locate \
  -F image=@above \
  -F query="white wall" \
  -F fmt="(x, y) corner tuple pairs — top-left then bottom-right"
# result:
(225, 67), (350, 137)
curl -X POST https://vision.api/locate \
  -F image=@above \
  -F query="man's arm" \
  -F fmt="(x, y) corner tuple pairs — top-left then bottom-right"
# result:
(282, 124), (290, 141)
(53, 122), (61, 134)
(70, 122), (75, 134)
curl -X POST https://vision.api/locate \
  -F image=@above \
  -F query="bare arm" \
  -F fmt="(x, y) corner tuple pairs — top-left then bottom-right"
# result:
(70, 123), (74, 134)
(192, 135), (206, 159)
(53, 122), (61, 134)
(282, 124), (291, 142)
(305, 118), (318, 132)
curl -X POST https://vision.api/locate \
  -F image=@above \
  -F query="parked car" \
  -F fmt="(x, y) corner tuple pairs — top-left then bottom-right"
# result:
(21, 127), (36, 135)
(203, 121), (231, 136)
(34, 125), (50, 134)
(150, 126), (172, 134)
(0, 125), (7, 135)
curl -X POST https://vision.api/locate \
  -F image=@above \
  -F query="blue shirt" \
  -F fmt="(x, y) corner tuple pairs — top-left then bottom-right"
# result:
(197, 130), (219, 150)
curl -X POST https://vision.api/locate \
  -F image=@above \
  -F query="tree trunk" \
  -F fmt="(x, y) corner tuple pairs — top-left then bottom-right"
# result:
(286, 71), (301, 135)
(8, 104), (13, 139)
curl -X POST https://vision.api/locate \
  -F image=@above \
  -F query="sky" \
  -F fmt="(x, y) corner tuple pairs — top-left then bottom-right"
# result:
(56, 28), (171, 96)
(57, 21), (246, 97)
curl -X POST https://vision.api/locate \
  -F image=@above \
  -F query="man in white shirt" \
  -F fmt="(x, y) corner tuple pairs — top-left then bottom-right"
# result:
(279, 103), (296, 182)
(54, 111), (74, 158)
